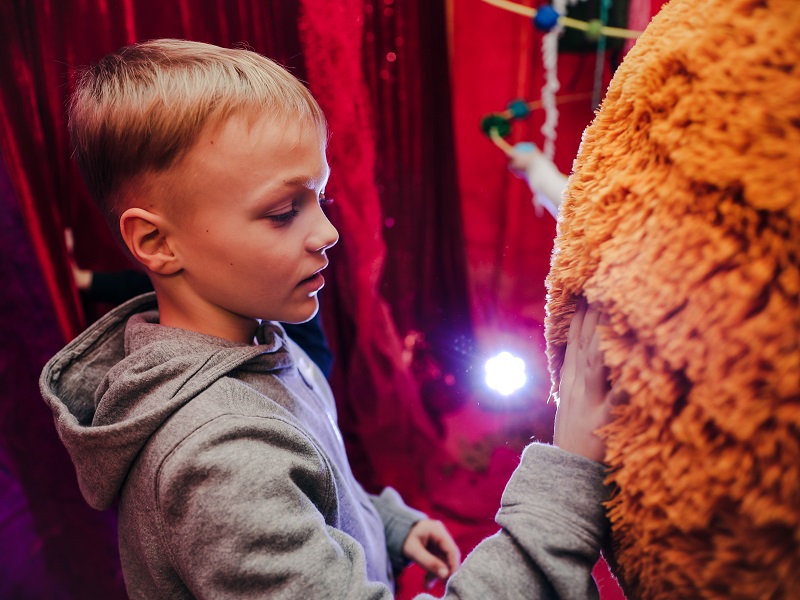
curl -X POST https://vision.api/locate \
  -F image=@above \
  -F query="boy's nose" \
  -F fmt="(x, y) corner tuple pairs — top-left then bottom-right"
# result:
(310, 210), (339, 253)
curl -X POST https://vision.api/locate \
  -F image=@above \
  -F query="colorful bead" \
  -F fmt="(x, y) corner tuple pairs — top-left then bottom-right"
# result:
(514, 142), (537, 154)
(507, 99), (531, 119)
(480, 114), (512, 138)
(585, 19), (604, 41)
(533, 5), (560, 32)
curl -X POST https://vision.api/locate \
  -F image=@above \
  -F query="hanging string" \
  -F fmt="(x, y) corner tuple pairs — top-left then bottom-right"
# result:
(591, 0), (612, 108)
(489, 128), (515, 154)
(540, 10), (560, 160)
(479, 0), (642, 39)
(541, 0), (583, 160)
(482, 92), (593, 155)
(481, 0), (642, 158)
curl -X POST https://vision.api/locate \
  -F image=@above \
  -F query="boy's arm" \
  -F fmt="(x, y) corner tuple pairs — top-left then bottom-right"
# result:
(416, 299), (614, 599)
(369, 491), (461, 582)
(415, 443), (610, 600)
(155, 414), (393, 599)
(367, 487), (427, 573)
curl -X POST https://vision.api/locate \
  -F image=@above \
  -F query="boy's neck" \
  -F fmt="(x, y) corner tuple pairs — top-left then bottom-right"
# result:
(152, 284), (259, 344)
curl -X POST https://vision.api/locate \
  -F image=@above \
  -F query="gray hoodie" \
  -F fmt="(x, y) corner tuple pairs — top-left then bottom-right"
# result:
(41, 293), (612, 600)
(40, 293), (425, 599)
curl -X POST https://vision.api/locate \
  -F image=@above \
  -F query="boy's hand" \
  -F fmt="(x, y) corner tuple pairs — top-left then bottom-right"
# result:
(554, 297), (616, 462)
(402, 519), (461, 585)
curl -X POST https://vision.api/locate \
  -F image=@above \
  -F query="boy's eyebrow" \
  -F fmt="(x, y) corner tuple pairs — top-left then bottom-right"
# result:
(281, 176), (316, 187)
(280, 169), (330, 189)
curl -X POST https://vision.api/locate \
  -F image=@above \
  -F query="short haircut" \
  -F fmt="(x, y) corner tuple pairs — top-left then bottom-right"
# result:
(69, 39), (327, 243)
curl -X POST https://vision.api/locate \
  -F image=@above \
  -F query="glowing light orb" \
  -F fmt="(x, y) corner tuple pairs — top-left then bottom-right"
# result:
(484, 351), (527, 396)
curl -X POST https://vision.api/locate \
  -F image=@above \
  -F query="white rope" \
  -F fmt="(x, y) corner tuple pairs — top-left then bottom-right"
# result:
(540, 0), (583, 159)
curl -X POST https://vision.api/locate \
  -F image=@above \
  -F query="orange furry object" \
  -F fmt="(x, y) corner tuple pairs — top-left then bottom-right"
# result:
(544, 0), (800, 597)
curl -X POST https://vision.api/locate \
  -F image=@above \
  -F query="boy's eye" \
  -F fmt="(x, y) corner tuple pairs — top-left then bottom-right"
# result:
(266, 206), (299, 225)
(319, 191), (333, 207)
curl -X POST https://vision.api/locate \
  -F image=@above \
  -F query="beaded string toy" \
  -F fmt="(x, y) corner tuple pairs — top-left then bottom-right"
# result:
(480, 92), (592, 155)
(480, 0), (640, 40)
(480, 0), (641, 160)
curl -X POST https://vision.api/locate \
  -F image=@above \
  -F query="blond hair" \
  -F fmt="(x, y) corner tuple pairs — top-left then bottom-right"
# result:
(69, 39), (327, 242)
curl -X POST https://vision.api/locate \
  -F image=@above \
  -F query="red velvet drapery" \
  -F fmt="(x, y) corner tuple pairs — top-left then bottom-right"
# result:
(448, 2), (664, 598)
(450, 0), (667, 359)
(0, 2), (312, 596)
(1, 0), (469, 596)
(298, 0), (447, 503)
(450, 0), (615, 378)
(1, 0), (667, 596)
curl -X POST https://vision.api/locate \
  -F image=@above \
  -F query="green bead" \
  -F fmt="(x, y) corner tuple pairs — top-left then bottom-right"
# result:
(480, 114), (511, 138)
(585, 19), (604, 42)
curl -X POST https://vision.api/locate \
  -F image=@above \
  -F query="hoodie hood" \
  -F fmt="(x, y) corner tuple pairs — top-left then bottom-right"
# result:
(39, 292), (293, 510)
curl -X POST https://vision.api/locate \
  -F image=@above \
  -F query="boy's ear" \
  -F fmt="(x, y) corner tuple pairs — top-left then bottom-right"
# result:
(119, 208), (182, 275)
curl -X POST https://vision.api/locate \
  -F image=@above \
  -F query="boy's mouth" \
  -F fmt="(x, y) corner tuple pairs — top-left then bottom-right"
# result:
(298, 264), (328, 286)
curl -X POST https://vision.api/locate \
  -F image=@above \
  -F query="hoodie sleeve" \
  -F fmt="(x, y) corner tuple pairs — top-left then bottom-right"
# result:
(415, 443), (611, 600)
(368, 487), (428, 575)
(155, 413), (392, 600)
(155, 416), (608, 600)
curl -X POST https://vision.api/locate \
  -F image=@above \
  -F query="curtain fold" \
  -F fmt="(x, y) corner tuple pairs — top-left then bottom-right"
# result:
(1, 1), (476, 595)
(0, 152), (125, 598)
(0, 1), (84, 340)
(362, 1), (476, 420)
(297, 0), (442, 503)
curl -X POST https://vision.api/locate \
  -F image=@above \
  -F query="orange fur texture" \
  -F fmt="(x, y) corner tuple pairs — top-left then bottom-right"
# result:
(545, 0), (800, 597)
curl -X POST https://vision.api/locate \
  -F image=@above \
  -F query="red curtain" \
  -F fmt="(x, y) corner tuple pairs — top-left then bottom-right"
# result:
(0, 2), (313, 596)
(450, 0), (666, 358)
(0, 0), (666, 596)
(297, 0), (446, 504)
(450, 0), (609, 382)
(1, 0), (469, 596)
(362, 1), (477, 423)
(448, 2), (666, 598)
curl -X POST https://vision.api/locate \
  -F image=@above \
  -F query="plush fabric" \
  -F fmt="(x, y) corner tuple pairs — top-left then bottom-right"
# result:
(544, 0), (800, 597)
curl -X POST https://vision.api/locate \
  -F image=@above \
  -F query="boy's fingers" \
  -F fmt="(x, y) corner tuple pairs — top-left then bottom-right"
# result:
(580, 305), (600, 350)
(437, 538), (461, 573)
(422, 521), (461, 574)
(560, 299), (590, 403)
(586, 309), (604, 370)
(448, 544), (462, 572)
(414, 545), (450, 580)
(566, 298), (588, 345)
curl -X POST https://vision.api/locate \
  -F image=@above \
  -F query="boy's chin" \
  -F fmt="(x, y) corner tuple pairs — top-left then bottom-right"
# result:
(279, 304), (319, 325)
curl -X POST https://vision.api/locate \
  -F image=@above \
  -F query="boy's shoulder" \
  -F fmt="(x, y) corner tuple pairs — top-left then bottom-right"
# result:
(139, 373), (324, 470)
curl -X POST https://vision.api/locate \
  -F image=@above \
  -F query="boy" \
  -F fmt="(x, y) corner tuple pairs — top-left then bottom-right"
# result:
(41, 39), (461, 599)
(42, 38), (617, 600)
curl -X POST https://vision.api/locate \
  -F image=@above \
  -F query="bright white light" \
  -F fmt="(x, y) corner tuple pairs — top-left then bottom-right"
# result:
(484, 352), (527, 396)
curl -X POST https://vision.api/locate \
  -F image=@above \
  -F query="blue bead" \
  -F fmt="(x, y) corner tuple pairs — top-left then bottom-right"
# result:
(514, 142), (537, 154)
(507, 99), (531, 119)
(533, 5), (560, 32)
